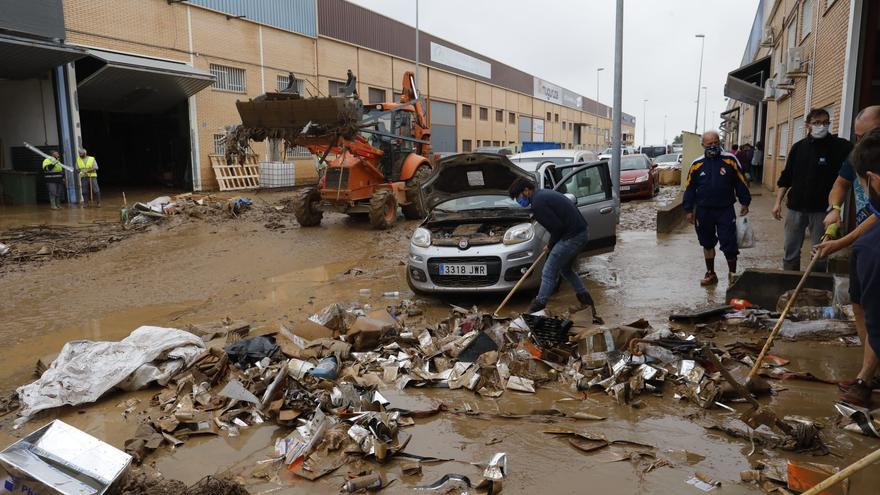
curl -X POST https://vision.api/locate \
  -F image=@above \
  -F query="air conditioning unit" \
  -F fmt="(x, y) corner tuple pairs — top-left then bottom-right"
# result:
(760, 26), (775, 47)
(786, 47), (807, 75)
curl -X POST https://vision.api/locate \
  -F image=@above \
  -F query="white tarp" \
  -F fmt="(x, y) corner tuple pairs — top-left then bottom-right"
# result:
(17, 326), (204, 420)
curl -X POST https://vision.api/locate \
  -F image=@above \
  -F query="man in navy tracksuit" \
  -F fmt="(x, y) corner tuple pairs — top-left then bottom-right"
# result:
(683, 131), (752, 286)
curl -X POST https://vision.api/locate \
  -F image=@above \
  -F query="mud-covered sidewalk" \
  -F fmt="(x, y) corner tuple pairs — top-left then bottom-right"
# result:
(0, 186), (876, 494)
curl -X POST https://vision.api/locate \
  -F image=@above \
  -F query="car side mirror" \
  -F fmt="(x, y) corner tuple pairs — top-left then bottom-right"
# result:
(678, 156), (682, 163)
(564, 193), (578, 205)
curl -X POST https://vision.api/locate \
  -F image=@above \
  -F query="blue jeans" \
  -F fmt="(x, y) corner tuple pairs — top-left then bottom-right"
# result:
(536, 231), (589, 305)
(81, 177), (101, 203)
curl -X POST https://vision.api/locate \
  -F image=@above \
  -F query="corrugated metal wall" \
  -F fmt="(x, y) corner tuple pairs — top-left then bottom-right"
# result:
(317, 0), (532, 94)
(187, 0), (316, 37)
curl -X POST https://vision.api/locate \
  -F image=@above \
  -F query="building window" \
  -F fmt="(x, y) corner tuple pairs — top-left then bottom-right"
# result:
(509, 113), (516, 124)
(792, 115), (806, 143)
(778, 122), (789, 156)
(462, 104), (472, 119)
(767, 127), (775, 155)
(562, 120), (566, 129)
(786, 18), (797, 51)
(492, 140), (501, 147)
(802, 0), (814, 39)
(276, 74), (304, 93)
(328, 80), (347, 96)
(213, 133), (226, 155)
(462, 139), (472, 152)
(368, 87), (387, 104)
(554, 113), (559, 123)
(547, 112), (552, 120)
(393, 92), (402, 102)
(479, 107), (488, 121)
(495, 109), (503, 122)
(210, 64), (246, 92)
(483, 140), (492, 147)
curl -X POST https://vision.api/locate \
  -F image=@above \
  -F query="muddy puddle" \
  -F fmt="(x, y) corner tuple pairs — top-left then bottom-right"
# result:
(1, 187), (878, 494)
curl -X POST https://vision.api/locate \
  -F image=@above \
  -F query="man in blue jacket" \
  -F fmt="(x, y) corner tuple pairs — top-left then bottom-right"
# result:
(683, 131), (752, 286)
(509, 178), (601, 323)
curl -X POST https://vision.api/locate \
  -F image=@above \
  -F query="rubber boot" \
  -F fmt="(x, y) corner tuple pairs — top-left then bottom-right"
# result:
(527, 299), (546, 314)
(577, 292), (604, 324)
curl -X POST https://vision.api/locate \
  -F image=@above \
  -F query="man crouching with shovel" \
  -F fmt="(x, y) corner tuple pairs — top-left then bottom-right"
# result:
(508, 178), (602, 323)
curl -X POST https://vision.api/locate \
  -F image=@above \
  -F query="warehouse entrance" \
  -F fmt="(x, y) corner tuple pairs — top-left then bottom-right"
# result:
(74, 49), (213, 189)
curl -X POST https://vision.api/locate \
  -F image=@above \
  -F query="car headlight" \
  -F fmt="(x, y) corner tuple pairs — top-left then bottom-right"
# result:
(503, 223), (535, 245)
(635, 174), (649, 183)
(411, 227), (432, 248)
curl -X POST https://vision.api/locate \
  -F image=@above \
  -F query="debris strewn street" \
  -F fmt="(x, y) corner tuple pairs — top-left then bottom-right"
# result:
(1, 189), (876, 494)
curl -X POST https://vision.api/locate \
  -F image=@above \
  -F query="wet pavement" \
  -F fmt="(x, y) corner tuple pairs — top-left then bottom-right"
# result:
(1, 185), (876, 494)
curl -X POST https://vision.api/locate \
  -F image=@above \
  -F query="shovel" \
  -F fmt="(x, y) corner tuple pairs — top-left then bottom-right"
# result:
(494, 247), (548, 316)
(744, 228), (835, 393)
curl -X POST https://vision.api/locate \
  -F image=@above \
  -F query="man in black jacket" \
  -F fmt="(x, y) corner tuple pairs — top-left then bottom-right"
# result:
(508, 178), (601, 322)
(773, 108), (852, 270)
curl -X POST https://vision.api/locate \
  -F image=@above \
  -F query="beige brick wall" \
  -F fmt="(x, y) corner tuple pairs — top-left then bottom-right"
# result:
(65, 0), (637, 190)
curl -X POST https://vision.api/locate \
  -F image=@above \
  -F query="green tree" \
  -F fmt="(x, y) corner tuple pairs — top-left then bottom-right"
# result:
(672, 133), (683, 145)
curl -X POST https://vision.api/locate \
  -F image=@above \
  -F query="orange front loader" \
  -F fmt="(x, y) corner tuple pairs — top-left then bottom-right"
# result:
(227, 70), (432, 229)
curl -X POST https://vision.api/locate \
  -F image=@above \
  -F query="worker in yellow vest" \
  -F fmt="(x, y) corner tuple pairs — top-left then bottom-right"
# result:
(42, 150), (64, 210)
(77, 148), (101, 207)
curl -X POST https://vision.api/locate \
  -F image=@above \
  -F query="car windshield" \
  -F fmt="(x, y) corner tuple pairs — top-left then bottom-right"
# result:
(655, 153), (679, 163)
(511, 156), (574, 166)
(621, 155), (648, 170)
(601, 148), (613, 155)
(434, 195), (519, 212)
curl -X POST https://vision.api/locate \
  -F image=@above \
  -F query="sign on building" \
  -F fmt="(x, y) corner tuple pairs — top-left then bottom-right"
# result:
(430, 42), (491, 79)
(533, 77), (582, 110)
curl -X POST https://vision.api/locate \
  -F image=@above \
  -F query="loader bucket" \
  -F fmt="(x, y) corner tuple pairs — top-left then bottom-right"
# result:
(235, 96), (363, 138)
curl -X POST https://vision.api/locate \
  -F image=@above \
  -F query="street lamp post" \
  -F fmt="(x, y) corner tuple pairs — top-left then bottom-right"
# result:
(663, 114), (667, 145)
(702, 86), (708, 133)
(415, 0), (420, 93)
(694, 34), (705, 134)
(642, 99), (648, 146)
(596, 67), (604, 151)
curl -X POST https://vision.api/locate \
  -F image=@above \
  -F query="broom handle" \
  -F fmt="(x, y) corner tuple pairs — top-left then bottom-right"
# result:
(494, 248), (548, 316)
(747, 235), (827, 380)
(801, 447), (880, 495)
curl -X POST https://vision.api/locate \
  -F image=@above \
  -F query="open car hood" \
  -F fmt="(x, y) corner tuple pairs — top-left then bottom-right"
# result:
(421, 153), (534, 211)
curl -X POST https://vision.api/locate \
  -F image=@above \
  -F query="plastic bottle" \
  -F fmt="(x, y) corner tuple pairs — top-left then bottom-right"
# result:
(358, 288), (372, 296)
(382, 291), (400, 298)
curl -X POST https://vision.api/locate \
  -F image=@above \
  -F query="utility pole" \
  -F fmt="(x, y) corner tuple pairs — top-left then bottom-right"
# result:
(611, 0), (623, 197)
(642, 99), (648, 146)
(663, 114), (667, 145)
(694, 34), (705, 134)
(596, 67), (604, 151)
(415, 0), (420, 93)
(702, 86), (708, 132)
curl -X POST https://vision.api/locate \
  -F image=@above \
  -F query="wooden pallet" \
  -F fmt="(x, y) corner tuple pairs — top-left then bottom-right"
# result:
(210, 154), (260, 191)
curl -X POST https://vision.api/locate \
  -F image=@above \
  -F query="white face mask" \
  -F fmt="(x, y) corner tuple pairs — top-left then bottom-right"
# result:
(810, 124), (829, 139)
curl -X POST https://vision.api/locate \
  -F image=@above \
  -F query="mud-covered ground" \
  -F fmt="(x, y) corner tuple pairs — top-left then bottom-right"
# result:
(1, 186), (876, 494)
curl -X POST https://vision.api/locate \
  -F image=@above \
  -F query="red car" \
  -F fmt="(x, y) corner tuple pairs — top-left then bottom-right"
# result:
(619, 154), (660, 199)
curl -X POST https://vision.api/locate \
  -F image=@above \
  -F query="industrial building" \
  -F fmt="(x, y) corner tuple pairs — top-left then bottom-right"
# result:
(0, 0), (636, 199)
(724, 0), (878, 189)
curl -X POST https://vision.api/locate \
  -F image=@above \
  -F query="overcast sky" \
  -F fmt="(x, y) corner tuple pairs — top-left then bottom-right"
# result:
(349, 0), (760, 146)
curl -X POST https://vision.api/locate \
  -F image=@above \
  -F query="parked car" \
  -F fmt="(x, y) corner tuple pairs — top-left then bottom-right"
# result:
(672, 144), (683, 153)
(406, 152), (618, 294)
(598, 147), (636, 161)
(619, 154), (659, 199)
(654, 152), (682, 168)
(638, 145), (669, 158)
(474, 146), (514, 156)
(509, 149), (598, 170)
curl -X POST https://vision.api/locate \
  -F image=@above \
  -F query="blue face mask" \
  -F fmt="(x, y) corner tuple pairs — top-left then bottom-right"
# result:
(516, 195), (530, 207)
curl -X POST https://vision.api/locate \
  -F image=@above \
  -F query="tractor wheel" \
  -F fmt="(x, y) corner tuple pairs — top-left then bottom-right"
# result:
(369, 189), (397, 230)
(293, 187), (323, 227)
(401, 164), (432, 220)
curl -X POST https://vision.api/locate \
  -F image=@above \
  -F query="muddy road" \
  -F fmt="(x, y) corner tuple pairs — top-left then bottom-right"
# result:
(0, 187), (876, 494)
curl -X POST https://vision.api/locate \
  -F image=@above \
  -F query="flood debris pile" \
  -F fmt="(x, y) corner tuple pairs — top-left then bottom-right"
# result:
(0, 223), (136, 271)
(123, 193), (254, 227)
(5, 295), (868, 493)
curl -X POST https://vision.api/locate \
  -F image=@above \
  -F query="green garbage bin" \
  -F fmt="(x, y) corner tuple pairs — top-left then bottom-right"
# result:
(0, 170), (38, 205)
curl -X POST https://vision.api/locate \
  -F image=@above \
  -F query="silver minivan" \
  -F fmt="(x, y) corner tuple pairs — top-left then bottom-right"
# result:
(406, 153), (619, 294)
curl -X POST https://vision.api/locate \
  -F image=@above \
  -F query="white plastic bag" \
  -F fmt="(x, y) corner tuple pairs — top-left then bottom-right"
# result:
(736, 217), (756, 249)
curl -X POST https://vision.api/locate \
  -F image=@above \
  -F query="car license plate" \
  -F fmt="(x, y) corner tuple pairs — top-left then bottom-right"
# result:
(439, 264), (487, 276)
(621, 185), (632, 191)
